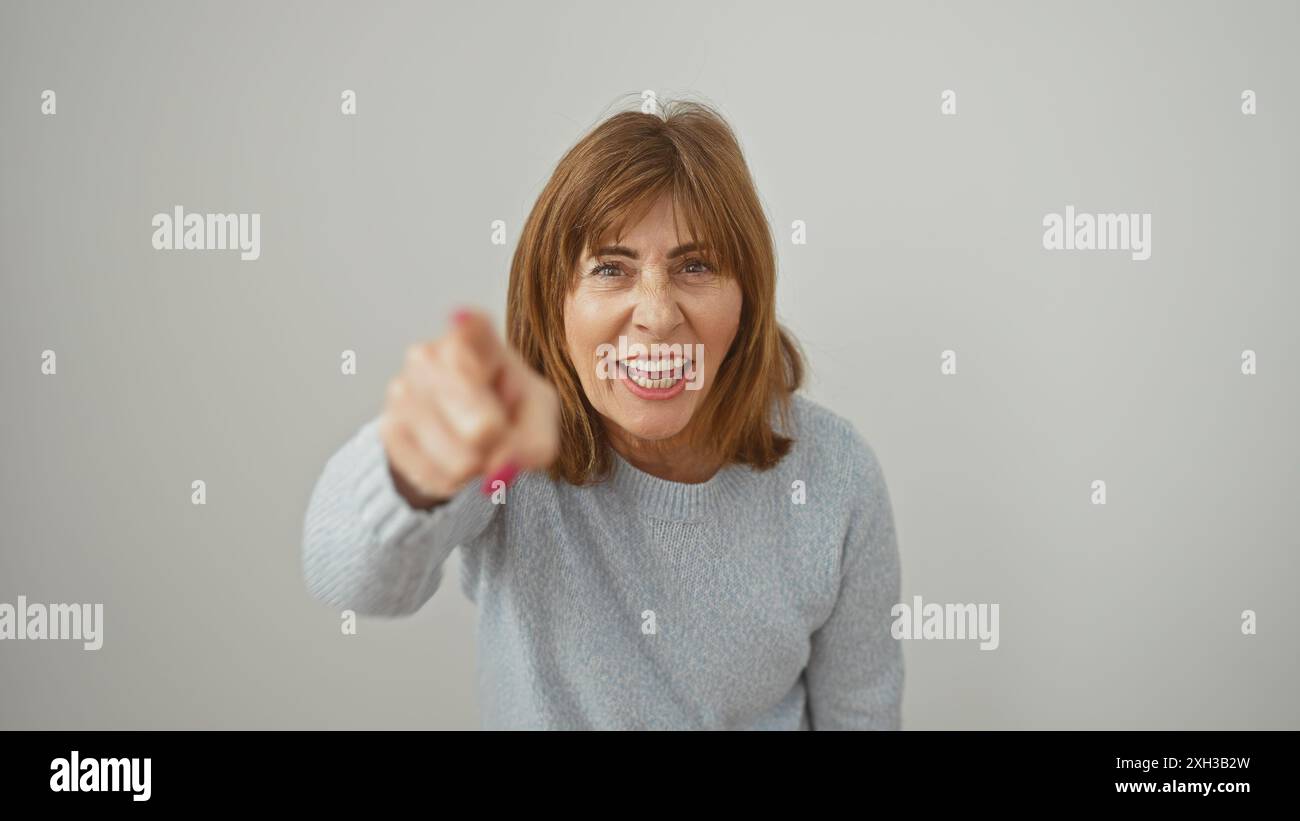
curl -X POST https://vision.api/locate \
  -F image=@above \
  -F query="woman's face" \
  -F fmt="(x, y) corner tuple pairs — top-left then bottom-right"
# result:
(564, 191), (743, 444)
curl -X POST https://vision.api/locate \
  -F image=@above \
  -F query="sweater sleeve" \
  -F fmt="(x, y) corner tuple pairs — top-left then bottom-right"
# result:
(804, 433), (904, 730)
(301, 416), (500, 617)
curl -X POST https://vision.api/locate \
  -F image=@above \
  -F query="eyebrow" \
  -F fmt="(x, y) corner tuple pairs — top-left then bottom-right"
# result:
(595, 242), (699, 260)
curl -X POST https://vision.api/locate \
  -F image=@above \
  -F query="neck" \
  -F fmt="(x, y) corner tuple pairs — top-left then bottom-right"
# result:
(607, 423), (722, 484)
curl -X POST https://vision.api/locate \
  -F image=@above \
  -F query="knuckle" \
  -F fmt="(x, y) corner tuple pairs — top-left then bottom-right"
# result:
(385, 377), (407, 405)
(440, 337), (481, 381)
(462, 410), (505, 449)
(439, 450), (477, 484)
(404, 341), (435, 370)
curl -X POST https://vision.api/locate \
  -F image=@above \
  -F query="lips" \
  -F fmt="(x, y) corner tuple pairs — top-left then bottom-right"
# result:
(619, 367), (689, 400)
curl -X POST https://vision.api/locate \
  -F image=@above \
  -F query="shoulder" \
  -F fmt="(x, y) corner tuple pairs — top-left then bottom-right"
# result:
(781, 393), (885, 474)
(771, 393), (891, 513)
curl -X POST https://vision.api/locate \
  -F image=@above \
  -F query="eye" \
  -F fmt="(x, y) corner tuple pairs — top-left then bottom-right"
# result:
(681, 258), (715, 276)
(589, 261), (626, 278)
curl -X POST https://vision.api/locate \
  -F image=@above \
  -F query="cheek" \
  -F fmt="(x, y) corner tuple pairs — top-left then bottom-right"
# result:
(564, 293), (595, 346)
(564, 293), (619, 383)
(696, 282), (744, 355)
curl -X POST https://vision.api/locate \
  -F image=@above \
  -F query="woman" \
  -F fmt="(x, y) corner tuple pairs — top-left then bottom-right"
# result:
(302, 97), (903, 730)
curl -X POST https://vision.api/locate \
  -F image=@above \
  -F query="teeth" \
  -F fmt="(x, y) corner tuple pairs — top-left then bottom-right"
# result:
(630, 358), (683, 373)
(624, 358), (690, 389)
(629, 371), (679, 389)
(623, 358), (688, 374)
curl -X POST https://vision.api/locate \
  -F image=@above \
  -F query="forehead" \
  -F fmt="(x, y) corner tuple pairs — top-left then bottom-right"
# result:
(590, 193), (703, 255)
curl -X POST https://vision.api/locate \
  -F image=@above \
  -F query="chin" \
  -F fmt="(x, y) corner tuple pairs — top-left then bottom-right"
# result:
(626, 425), (686, 442)
(613, 409), (693, 442)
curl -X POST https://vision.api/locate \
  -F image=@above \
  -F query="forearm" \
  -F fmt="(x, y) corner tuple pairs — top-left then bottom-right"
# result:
(301, 417), (498, 616)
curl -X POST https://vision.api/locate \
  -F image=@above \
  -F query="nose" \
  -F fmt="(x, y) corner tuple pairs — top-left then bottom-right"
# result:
(631, 269), (684, 339)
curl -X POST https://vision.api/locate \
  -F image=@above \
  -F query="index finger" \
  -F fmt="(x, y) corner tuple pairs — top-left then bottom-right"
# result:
(449, 308), (507, 387)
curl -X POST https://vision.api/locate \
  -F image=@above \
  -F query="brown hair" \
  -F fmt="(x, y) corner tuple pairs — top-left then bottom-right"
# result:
(506, 95), (804, 485)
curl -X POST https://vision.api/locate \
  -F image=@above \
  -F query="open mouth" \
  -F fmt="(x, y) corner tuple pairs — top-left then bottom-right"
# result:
(621, 357), (694, 390)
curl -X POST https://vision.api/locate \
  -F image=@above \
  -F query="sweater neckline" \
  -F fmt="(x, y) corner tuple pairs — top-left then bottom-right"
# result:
(606, 447), (749, 522)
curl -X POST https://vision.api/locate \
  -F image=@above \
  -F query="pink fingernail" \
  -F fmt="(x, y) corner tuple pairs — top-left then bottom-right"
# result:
(481, 461), (520, 496)
(452, 309), (471, 326)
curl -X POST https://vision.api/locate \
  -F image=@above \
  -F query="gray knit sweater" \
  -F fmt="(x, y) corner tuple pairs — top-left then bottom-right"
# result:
(301, 393), (902, 730)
